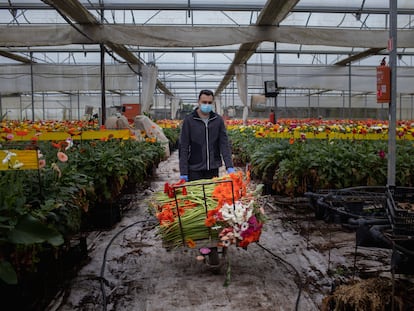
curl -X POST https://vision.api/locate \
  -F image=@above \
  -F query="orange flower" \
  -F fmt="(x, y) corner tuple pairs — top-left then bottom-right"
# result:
(186, 239), (196, 248)
(289, 137), (295, 144)
(15, 130), (29, 136)
(205, 216), (216, 227)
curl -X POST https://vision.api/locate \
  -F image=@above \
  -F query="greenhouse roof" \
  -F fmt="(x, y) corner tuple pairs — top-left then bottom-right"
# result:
(1, 0), (414, 103)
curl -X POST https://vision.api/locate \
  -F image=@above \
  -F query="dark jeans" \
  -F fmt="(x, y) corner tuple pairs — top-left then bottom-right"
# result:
(188, 169), (219, 181)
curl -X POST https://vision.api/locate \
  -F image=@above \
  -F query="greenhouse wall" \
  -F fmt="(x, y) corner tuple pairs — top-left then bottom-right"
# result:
(2, 93), (409, 121)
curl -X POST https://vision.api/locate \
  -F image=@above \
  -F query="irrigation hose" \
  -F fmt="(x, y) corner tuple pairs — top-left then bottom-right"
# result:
(99, 219), (157, 311)
(255, 242), (303, 311)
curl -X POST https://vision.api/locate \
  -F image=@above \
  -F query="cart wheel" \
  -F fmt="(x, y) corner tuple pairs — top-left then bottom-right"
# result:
(207, 247), (220, 266)
(202, 246), (227, 274)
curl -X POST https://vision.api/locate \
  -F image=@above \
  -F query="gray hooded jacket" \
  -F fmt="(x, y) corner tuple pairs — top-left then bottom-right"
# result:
(179, 108), (233, 175)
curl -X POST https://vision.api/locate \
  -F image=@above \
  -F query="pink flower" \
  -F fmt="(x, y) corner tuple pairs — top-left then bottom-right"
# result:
(57, 151), (68, 162)
(38, 159), (46, 168)
(199, 247), (211, 255)
(378, 150), (386, 159)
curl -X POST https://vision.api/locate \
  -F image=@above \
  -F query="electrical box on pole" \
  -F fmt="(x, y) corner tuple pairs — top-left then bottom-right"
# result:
(376, 63), (391, 104)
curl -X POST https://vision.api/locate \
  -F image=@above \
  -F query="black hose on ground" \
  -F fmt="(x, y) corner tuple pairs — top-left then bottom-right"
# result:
(99, 219), (157, 311)
(256, 242), (303, 311)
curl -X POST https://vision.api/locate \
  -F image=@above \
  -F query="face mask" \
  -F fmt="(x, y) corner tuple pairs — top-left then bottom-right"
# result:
(200, 104), (213, 114)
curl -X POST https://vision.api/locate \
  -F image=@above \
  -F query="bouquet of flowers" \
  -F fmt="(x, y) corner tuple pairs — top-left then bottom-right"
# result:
(150, 171), (265, 250)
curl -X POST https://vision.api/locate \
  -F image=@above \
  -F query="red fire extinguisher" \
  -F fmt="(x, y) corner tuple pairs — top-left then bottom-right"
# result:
(269, 110), (275, 124)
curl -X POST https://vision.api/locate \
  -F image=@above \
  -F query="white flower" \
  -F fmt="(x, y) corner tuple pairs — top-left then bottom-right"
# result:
(241, 222), (249, 231)
(65, 137), (73, 150)
(2, 150), (16, 164)
(12, 160), (24, 169)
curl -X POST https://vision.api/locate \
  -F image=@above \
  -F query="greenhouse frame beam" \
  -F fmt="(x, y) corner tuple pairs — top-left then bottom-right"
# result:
(335, 48), (385, 66)
(5, 47), (414, 57)
(41, 0), (174, 97)
(0, 50), (33, 64)
(215, 0), (300, 96)
(2, 2), (413, 15)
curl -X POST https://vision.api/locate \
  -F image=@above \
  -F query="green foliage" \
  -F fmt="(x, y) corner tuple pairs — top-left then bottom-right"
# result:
(0, 138), (164, 284)
(0, 260), (17, 284)
(163, 127), (180, 150)
(230, 135), (414, 196)
(228, 128), (267, 165)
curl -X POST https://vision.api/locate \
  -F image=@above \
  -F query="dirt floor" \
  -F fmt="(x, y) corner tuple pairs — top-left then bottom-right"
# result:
(45, 151), (413, 311)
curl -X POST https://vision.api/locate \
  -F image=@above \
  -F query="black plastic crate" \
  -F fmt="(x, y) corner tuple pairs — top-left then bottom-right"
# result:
(305, 188), (388, 222)
(386, 188), (414, 236)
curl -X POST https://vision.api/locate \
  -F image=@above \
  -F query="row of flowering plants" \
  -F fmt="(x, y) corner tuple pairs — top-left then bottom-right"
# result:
(226, 118), (414, 140)
(0, 135), (165, 286)
(227, 124), (414, 197)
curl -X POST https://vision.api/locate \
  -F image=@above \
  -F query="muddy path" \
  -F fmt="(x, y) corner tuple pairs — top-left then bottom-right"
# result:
(46, 151), (403, 311)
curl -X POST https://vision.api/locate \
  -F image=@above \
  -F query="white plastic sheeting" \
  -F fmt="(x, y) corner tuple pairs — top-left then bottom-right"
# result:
(2, 25), (414, 49)
(235, 64), (249, 124)
(0, 64), (138, 94)
(2, 63), (413, 96)
(140, 65), (158, 114)
(134, 115), (170, 158)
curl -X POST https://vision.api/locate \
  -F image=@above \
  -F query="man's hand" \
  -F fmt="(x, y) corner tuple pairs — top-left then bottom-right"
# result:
(226, 167), (235, 174)
(180, 175), (189, 182)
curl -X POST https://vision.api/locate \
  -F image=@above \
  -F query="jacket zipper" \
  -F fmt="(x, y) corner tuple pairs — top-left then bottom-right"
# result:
(194, 112), (217, 171)
(204, 120), (210, 170)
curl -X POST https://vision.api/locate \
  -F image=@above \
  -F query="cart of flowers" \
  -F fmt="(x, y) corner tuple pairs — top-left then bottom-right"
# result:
(150, 171), (265, 275)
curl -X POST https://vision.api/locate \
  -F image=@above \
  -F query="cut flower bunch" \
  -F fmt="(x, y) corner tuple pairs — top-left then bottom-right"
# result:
(151, 171), (265, 250)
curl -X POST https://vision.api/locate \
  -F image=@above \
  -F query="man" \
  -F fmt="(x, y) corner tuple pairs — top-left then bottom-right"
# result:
(179, 89), (235, 182)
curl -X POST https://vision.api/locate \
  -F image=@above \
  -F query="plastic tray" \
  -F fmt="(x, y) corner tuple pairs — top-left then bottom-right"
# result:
(306, 188), (388, 221)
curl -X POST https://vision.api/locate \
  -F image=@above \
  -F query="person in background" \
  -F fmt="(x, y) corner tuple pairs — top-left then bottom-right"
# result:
(179, 89), (235, 182)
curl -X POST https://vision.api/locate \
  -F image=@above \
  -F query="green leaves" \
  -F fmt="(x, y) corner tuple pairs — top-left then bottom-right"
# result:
(0, 138), (165, 285)
(7, 214), (63, 246)
(231, 137), (413, 196)
(0, 260), (17, 284)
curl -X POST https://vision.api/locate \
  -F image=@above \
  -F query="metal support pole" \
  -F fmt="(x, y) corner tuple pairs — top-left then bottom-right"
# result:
(100, 2), (106, 125)
(399, 93), (402, 120)
(342, 90), (345, 119)
(388, 0), (397, 187)
(42, 92), (45, 119)
(100, 44), (106, 125)
(30, 52), (35, 121)
(273, 42), (278, 123)
(77, 90), (80, 120)
(348, 61), (352, 119)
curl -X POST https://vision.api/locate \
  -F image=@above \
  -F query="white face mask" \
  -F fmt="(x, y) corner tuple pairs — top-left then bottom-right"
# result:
(200, 104), (213, 114)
